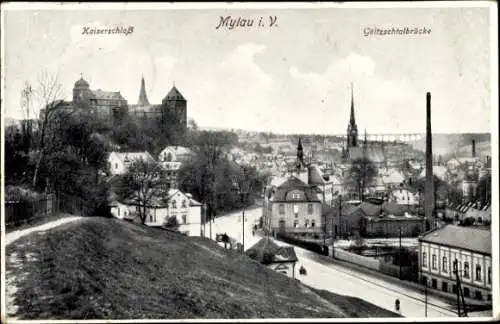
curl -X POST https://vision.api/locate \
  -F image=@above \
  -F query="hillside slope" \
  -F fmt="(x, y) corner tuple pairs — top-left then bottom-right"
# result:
(6, 217), (399, 320)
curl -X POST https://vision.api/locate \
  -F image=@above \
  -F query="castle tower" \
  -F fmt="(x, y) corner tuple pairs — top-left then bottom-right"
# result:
(137, 75), (150, 106)
(346, 83), (358, 148)
(161, 83), (187, 133)
(72, 74), (91, 103)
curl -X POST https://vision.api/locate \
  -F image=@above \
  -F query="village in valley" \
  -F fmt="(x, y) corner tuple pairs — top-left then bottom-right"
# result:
(2, 3), (496, 321)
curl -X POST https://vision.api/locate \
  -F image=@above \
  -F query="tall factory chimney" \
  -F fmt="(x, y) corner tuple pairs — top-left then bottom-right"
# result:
(425, 92), (435, 231)
(472, 139), (476, 158)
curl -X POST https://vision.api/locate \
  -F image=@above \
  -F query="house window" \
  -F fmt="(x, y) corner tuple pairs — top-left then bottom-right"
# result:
(475, 291), (482, 300)
(442, 257), (448, 273)
(464, 262), (470, 278)
(172, 200), (177, 209)
(432, 254), (437, 270)
(308, 204), (313, 215)
(115, 163), (118, 169)
(488, 267), (491, 284)
(305, 219), (309, 228)
(279, 204), (285, 215)
(463, 287), (470, 297)
(293, 220), (299, 228)
(422, 252), (427, 267)
(452, 284), (457, 293)
(475, 264), (482, 281)
(432, 279), (437, 288)
(118, 208), (120, 216)
(442, 282), (448, 292)
(149, 213), (154, 222)
(311, 220), (316, 228)
(182, 200), (187, 208)
(182, 214), (187, 224)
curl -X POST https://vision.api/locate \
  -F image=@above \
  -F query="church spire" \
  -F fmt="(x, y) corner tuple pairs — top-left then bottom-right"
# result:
(350, 82), (356, 126)
(296, 137), (304, 172)
(137, 75), (150, 106)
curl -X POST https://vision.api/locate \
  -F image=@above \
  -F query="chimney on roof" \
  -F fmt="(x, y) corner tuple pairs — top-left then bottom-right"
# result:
(424, 92), (435, 231)
(472, 139), (476, 158)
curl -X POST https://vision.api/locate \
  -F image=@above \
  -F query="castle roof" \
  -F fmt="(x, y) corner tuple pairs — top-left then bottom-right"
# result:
(164, 86), (186, 101)
(91, 89), (126, 101)
(74, 77), (89, 88)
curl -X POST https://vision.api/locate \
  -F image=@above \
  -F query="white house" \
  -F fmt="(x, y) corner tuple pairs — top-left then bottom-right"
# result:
(108, 151), (155, 175)
(419, 165), (448, 181)
(419, 225), (492, 304)
(110, 188), (203, 236)
(389, 188), (419, 205)
(158, 146), (193, 163)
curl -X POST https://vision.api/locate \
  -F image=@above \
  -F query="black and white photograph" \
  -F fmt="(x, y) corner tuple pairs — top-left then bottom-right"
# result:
(1, 1), (498, 322)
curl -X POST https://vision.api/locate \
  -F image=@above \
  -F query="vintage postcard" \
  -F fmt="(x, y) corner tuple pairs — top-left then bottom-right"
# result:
(1, 1), (498, 322)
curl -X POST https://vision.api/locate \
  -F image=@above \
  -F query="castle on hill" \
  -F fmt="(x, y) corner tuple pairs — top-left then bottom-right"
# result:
(47, 74), (188, 134)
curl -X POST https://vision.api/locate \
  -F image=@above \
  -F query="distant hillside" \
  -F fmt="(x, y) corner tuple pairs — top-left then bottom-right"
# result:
(409, 133), (491, 156)
(6, 218), (399, 320)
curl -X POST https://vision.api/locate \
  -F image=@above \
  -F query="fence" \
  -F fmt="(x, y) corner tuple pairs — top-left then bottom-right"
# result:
(333, 247), (419, 282)
(5, 193), (90, 228)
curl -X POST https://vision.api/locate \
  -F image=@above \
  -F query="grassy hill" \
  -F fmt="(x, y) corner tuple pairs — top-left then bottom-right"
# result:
(6, 217), (399, 320)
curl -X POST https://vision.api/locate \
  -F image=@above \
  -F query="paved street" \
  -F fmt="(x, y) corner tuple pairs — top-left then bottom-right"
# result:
(211, 207), (460, 318)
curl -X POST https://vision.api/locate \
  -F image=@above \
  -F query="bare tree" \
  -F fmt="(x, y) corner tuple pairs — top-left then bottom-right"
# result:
(117, 159), (168, 224)
(31, 70), (66, 189)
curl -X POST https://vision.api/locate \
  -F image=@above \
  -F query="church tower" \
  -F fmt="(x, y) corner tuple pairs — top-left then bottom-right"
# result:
(296, 137), (304, 171)
(346, 83), (358, 148)
(137, 75), (150, 106)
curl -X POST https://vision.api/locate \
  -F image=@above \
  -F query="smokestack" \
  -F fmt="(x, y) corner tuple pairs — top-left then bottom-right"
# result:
(425, 92), (435, 230)
(472, 139), (476, 158)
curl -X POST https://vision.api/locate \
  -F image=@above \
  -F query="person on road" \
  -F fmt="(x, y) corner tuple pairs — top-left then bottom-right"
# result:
(395, 298), (400, 312)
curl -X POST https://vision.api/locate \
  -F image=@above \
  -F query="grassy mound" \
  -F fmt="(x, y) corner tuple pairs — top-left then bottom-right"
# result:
(6, 217), (400, 319)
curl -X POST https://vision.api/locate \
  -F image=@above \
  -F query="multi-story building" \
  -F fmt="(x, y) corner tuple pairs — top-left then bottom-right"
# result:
(264, 176), (323, 236)
(158, 146), (193, 188)
(419, 225), (492, 303)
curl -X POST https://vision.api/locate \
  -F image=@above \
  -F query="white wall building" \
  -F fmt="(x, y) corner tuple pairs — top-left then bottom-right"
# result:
(419, 225), (492, 303)
(108, 151), (155, 175)
(110, 189), (203, 236)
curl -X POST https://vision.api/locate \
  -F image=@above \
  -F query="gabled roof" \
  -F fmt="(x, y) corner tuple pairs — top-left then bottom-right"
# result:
(245, 238), (298, 264)
(91, 89), (126, 101)
(420, 225), (491, 255)
(160, 146), (192, 157)
(349, 146), (385, 163)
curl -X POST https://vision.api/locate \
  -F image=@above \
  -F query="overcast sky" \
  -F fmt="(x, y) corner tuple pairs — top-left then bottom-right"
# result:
(2, 4), (494, 135)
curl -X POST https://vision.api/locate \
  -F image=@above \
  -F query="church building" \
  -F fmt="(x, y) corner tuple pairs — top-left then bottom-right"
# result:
(343, 84), (386, 167)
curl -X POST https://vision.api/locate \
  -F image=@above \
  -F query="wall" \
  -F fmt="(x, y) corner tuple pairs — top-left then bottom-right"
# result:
(333, 247), (380, 271)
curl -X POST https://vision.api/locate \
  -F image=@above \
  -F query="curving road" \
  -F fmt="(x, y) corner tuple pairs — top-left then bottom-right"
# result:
(211, 207), (459, 318)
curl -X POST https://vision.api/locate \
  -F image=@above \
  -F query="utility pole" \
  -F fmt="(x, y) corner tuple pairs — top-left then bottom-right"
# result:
(399, 222), (402, 280)
(425, 281), (428, 317)
(242, 200), (245, 254)
(338, 194), (342, 240)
